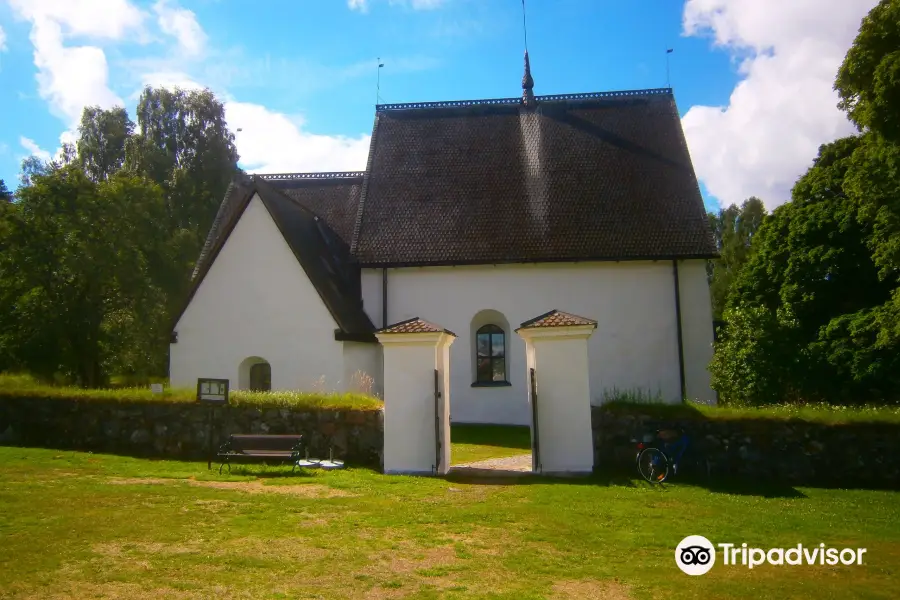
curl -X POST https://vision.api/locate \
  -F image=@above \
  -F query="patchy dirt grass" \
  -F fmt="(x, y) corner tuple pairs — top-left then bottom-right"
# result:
(106, 476), (355, 498)
(188, 479), (356, 498)
(2, 447), (900, 599)
(550, 579), (633, 599)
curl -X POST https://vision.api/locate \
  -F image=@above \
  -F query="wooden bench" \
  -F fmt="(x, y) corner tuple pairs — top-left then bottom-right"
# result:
(215, 434), (304, 474)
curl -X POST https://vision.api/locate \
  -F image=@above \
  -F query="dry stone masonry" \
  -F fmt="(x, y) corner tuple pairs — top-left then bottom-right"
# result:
(592, 406), (900, 488)
(0, 396), (383, 468)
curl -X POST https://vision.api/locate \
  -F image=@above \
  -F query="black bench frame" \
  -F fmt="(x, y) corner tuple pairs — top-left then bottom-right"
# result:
(215, 434), (305, 474)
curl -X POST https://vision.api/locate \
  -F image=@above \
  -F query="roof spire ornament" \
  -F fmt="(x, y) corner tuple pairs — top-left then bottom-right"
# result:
(522, 50), (535, 107)
(520, 0), (535, 107)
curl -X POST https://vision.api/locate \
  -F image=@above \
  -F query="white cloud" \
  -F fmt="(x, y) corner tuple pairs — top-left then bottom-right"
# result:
(680, 0), (878, 209)
(350, 0), (446, 12)
(134, 75), (370, 173)
(8, 0), (147, 126)
(348, 0), (368, 12)
(0, 25), (7, 52)
(138, 70), (207, 93)
(8, 0), (145, 40)
(19, 137), (52, 162)
(153, 0), (206, 58)
(29, 18), (124, 123)
(18, 131), (81, 167)
(58, 129), (77, 148)
(11, 0), (375, 181)
(396, 0), (446, 8)
(225, 102), (370, 174)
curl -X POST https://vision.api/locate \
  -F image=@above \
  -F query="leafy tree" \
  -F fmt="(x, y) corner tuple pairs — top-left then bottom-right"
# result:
(0, 164), (167, 386)
(1, 87), (240, 384)
(837, 0), (900, 279)
(706, 197), (766, 318)
(0, 179), (10, 202)
(19, 155), (49, 187)
(76, 106), (134, 181)
(844, 135), (900, 279)
(711, 138), (898, 404)
(711, 1), (900, 405)
(124, 86), (240, 310)
(834, 0), (900, 398)
(709, 303), (805, 405)
(125, 86), (239, 239)
(836, 0), (900, 142)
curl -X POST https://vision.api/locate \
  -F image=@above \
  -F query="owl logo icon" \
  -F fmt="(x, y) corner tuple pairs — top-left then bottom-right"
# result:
(676, 536), (716, 575)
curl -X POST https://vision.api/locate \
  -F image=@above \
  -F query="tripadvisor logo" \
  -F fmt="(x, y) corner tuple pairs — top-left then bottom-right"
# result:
(675, 536), (867, 575)
(676, 535), (716, 575)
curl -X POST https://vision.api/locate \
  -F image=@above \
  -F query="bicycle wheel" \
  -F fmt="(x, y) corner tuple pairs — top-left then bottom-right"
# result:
(637, 447), (669, 483)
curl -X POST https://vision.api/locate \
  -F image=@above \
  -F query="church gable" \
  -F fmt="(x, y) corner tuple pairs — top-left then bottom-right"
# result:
(174, 178), (375, 341)
(175, 192), (334, 335)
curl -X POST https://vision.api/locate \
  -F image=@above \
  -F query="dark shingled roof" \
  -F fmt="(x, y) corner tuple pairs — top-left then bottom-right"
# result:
(517, 310), (598, 330)
(376, 317), (456, 336)
(179, 88), (717, 340)
(353, 89), (716, 266)
(195, 172), (364, 280)
(177, 176), (376, 342)
(263, 172), (364, 246)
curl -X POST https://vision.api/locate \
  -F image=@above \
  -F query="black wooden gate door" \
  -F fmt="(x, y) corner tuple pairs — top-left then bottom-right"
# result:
(530, 367), (541, 473)
(434, 369), (442, 474)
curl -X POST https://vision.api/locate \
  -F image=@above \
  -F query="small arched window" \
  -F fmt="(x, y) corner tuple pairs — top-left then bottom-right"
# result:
(249, 362), (271, 392)
(475, 324), (506, 383)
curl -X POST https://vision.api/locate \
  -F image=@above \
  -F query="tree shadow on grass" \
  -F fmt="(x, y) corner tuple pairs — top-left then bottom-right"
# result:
(696, 477), (808, 498)
(442, 466), (807, 498)
(223, 465), (317, 479)
(444, 468), (637, 488)
(450, 424), (532, 450)
(655, 471), (809, 498)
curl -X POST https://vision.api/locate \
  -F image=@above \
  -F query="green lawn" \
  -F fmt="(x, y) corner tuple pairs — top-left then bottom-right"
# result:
(0, 446), (898, 599)
(450, 424), (532, 465)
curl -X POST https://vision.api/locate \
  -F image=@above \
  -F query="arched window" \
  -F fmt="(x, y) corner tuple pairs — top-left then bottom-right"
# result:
(249, 362), (271, 391)
(475, 324), (506, 383)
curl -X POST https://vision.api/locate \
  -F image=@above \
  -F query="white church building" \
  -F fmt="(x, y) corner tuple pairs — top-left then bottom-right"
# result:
(169, 58), (717, 426)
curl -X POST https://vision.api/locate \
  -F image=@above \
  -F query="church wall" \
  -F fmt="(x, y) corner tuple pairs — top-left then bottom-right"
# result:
(170, 194), (346, 392)
(677, 259), (716, 405)
(362, 261), (714, 425)
(342, 341), (383, 397)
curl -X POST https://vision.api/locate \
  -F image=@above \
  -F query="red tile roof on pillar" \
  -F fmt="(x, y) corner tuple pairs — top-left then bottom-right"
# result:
(376, 317), (457, 336)
(518, 310), (598, 329)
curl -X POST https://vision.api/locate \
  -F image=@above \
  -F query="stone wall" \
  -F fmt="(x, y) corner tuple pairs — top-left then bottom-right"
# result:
(592, 406), (900, 488)
(0, 396), (384, 468)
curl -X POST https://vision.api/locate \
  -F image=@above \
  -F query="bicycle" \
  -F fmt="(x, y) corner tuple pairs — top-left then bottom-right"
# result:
(635, 428), (689, 483)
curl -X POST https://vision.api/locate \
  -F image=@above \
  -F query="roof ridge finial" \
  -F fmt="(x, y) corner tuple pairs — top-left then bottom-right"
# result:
(520, 0), (535, 107)
(522, 50), (535, 107)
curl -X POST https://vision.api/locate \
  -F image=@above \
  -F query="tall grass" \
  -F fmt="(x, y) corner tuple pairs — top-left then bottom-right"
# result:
(599, 385), (900, 424)
(600, 386), (666, 404)
(601, 398), (900, 425)
(0, 373), (383, 412)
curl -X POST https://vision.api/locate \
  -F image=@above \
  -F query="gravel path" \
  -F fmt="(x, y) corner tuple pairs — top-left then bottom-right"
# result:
(453, 453), (532, 472)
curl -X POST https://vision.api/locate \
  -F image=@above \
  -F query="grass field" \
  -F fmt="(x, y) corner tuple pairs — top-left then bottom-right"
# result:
(449, 424), (531, 465)
(1, 438), (898, 600)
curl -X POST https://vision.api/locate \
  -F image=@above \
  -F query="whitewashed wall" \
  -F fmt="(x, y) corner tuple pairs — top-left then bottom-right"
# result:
(361, 260), (714, 425)
(521, 326), (596, 474)
(343, 342), (382, 397)
(677, 260), (716, 404)
(170, 194), (347, 392)
(378, 331), (453, 475)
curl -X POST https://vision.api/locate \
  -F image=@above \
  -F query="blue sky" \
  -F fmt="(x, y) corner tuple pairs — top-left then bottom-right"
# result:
(0, 1), (878, 210)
